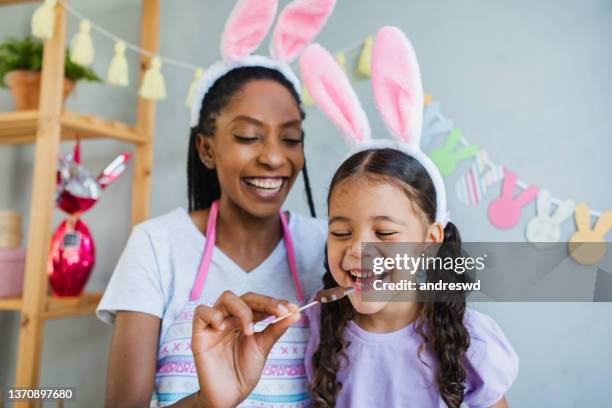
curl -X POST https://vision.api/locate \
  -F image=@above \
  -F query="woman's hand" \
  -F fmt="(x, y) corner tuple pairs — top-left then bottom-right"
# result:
(191, 291), (300, 408)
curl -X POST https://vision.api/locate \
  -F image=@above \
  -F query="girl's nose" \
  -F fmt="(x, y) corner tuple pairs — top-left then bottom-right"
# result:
(345, 235), (362, 260)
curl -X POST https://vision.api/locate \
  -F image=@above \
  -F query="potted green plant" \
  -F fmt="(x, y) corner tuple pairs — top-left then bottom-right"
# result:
(0, 36), (100, 110)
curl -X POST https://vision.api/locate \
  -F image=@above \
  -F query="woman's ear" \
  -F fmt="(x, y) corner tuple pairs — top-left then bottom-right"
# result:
(196, 133), (216, 169)
(425, 222), (444, 243)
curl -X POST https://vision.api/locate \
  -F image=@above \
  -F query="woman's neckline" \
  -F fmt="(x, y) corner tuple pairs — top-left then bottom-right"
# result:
(177, 206), (295, 274)
(184, 206), (291, 238)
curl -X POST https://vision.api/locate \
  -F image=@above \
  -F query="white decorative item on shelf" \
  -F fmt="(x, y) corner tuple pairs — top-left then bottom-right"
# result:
(0, 211), (22, 250)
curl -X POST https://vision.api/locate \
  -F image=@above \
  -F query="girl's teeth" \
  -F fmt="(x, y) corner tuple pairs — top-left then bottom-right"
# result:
(350, 270), (373, 278)
(245, 178), (283, 190)
(351, 271), (390, 291)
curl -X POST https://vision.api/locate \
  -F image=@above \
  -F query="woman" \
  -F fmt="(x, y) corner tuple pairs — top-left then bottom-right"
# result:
(98, 64), (326, 406)
(97, 1), (337, 405)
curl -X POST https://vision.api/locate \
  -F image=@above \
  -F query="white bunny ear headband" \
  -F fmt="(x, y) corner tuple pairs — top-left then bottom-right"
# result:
(189, 0), (336, 127)
(299, 26), (448, 227)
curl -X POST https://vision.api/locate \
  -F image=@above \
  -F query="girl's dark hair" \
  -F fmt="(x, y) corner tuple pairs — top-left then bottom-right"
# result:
(310, 148), (470, 408)
(187, 66), (316, 216)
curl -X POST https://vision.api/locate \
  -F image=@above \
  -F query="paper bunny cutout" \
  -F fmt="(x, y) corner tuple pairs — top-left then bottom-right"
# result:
(428, 128), (479, 177)
(568, 203), (612, 265)
(300, 26), (448, 226)
(421, 101), (454, 149)
(190, 0), (336, 127)
(487, 169), (539, 229)
(455, 150), (504, 206)
(525, 190), (575, 247)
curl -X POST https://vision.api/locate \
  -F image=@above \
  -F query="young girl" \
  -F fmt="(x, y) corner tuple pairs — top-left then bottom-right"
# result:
(299, 27), (519, 407)
(96, 0), (336, 406)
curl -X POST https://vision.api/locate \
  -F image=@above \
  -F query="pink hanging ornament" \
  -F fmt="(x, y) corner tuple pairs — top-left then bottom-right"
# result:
(49, 140), (131, 297)
(48, 218), (95, 296)
(487, 169), (539, 229)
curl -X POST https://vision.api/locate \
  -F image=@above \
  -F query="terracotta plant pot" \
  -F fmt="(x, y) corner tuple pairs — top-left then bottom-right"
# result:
(4, 70), (74, 111)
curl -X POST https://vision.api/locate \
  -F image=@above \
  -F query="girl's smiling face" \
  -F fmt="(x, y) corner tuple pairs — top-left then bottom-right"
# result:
(327, 175), (443, 315)
(197, 79), (303, 218)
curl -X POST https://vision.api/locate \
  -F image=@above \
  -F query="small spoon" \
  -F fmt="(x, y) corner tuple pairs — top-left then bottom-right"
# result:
(271, 286), (355, 324)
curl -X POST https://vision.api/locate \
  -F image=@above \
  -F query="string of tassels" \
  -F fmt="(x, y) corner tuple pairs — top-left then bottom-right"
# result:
(138, 57), (166, 101)
(106, 41), (129, 86)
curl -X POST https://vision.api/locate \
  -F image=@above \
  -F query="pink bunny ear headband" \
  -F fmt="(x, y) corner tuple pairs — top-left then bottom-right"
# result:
(189, 0), (336, 127)
(300, 26), (448, 227)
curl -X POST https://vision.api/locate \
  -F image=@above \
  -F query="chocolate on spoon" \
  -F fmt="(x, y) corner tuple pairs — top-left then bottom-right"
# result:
(271, 286), (355, 324)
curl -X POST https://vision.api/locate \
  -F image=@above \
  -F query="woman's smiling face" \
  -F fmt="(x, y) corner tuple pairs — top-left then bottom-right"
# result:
(197, 79), (303, 218)
(327, 176), (441, 314)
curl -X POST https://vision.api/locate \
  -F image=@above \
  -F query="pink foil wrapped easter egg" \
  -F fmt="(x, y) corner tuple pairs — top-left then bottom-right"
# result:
(48, 140), (130, 297)
(48, 219), (95, 297)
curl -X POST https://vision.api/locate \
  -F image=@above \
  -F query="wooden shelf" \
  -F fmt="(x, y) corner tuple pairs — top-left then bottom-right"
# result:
(0, 292), (102, 319)
(1, 1), (158, 400)
(44, 291), (102, 319)
(0, 295), (22, 310)
(0, 110), (146, 145)
(0, 1), (39, 5)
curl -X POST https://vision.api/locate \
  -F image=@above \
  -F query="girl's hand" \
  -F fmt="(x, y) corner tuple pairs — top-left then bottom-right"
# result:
(191, 291), (300, 408)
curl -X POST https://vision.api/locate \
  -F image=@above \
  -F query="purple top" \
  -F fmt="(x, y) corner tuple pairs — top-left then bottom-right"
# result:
(305, 304), (518, 408)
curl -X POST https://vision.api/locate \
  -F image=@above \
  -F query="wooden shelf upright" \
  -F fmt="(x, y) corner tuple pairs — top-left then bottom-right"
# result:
(0, 1), (160, 406)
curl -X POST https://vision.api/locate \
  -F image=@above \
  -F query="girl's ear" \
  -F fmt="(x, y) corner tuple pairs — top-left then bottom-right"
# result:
(270, 0), (336, 63)
(425, 222), (444, 243)
(221, 0), (279, 61)
(299, 43), (370, 144)
(196, 134), (216, 169)
(371, 26), (424, 148)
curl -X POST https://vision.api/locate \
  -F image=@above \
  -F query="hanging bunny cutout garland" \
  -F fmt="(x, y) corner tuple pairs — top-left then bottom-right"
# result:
(488, 169), (539, 229)
(300, 26), (448, 227)
(568, 204), (612, 265)
(525, 190), (575, 247)
(189, 0), (336, 128)
(421, 101), (454, 148)
(429, 128), (479, 177)
(455, 150), (504, 207)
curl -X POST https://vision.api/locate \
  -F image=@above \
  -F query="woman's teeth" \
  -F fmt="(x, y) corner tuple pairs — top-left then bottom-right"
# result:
(243, 177), (285, 195)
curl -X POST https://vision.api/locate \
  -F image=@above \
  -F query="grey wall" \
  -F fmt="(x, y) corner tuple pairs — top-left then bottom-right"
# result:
(1, 0), (610, 406)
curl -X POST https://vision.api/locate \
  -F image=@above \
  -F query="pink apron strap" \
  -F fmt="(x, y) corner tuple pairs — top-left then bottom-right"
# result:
(189, 200), (304, 303)
(189, 200), (219, 301)
(280, 211), (304, 303)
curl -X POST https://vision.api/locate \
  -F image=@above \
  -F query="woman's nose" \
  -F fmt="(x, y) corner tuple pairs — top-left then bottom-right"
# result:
(257, 138), (286, 169)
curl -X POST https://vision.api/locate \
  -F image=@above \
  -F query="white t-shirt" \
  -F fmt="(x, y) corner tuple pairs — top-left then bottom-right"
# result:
(97, 207), (327, 344)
